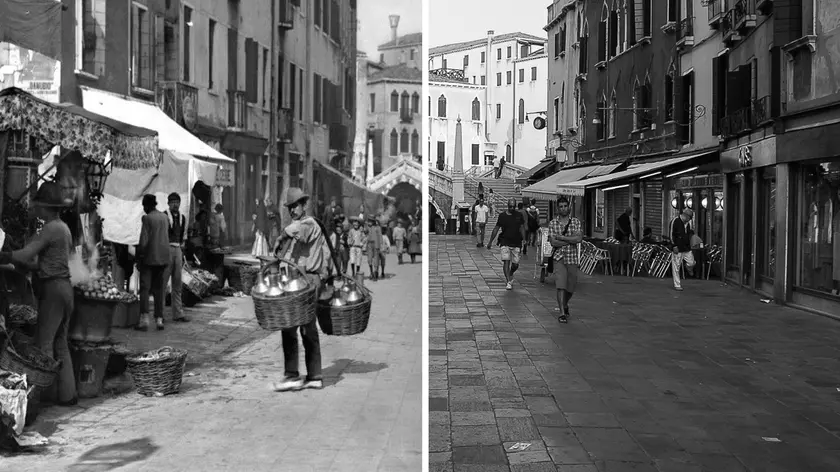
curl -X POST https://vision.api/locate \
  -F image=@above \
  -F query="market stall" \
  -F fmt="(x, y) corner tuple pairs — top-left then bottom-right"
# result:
(0, 87), (160, 441)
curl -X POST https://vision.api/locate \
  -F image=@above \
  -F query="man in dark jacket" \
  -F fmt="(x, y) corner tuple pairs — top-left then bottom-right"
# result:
(669, 208), (696, 291)
(136, 194), (171, 330)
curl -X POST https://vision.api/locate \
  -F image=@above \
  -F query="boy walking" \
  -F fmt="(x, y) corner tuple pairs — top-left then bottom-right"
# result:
(366, 216), (382, 281)
(392, 220), (407, 264)
(348, 217), (366, 276)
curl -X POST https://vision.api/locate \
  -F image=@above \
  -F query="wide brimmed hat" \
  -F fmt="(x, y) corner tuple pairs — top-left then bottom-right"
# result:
(285, 187), (309, 208)
(33, 181), (72, 208)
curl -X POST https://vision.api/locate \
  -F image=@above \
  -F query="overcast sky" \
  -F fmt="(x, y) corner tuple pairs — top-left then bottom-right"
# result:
(429, 0), (547, 48)
(357, 0), (422, 58)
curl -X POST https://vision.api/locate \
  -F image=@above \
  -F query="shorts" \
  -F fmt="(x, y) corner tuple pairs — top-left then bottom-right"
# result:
(349, 247), (363, 265)
(500, 246), (521, 264)
(554, 259), (579, 293)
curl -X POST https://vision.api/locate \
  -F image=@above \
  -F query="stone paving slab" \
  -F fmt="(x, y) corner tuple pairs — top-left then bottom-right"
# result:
(430, 235), (840, 472)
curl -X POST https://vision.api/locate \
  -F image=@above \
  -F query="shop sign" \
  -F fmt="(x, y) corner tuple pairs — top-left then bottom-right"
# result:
(721, 136), (776, 172)
(738, 146), (752, 168)
(557, 186), (585, 196)
(0, 42), (60, 104)
(216, 162), (235, 187)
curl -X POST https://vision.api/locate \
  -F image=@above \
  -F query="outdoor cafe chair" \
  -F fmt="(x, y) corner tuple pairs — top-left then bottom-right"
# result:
(704, 245), (723, 280)
(630, 243), (654, 277)
(582, 240), (613, 276)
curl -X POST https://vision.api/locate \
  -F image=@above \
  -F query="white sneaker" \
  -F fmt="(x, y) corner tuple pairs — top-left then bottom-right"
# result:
(273, 378), (304, 392)
(303, 379), (324, 389)
(506, 282), (512, 290)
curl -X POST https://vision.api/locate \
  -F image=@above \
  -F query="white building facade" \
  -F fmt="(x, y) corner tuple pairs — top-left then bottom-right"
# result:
(428, 31), (548, 170)
(428, 73), (487, 172)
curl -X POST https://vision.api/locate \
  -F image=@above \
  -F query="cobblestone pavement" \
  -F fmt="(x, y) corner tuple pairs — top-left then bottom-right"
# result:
(429, 236), (840, 472)
(4, 252), (422, 471)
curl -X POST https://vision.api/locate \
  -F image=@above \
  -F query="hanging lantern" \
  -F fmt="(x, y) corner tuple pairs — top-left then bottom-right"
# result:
(685, 197), (693, 209)
(671, 197), (679, 209)
(715, 196), (724, 211)
(701, 197), (709, 209)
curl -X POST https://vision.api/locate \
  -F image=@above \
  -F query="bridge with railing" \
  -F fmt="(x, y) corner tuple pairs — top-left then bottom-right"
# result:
(428, 164), (526, 221)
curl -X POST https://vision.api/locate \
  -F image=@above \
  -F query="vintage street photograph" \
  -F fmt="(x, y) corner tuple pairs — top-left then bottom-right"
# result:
(0, 0), (422, 470)
(428, 0), (840, 471)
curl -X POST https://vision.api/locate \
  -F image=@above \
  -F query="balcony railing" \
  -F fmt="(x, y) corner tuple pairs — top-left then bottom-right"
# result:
(278, 0), (294, 29)
(155, 81), (199, 130)
(721, 8), (741, 43)
(733, 0), (756, 30)
(707, 0), (723, 26)
(278, 107), (293, 143)
(429, 68), (467, 83)
(227, 90), (247, 129)
(719, 95), (772, 137)
(677, 17), (694, 46)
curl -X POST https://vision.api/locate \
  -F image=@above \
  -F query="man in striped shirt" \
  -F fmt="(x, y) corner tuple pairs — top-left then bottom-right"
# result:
(548, 196), (583, 323)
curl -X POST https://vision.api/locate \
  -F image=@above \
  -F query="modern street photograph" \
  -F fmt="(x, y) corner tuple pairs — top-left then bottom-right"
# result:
(0, 0), (422, 470)
(428, 0), (840, 471)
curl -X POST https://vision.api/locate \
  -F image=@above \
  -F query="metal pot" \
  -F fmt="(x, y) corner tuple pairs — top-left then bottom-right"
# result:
(329, 291), (347, 307)
(264, 273), (285, 297)
(252, 274), (271, 296)
(342, 279), (364, 303)
(280, 265), (309, 293)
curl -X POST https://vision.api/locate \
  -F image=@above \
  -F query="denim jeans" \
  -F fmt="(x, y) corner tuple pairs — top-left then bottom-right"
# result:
(280, 274), (323, 381)
(36, 278), (76, 403)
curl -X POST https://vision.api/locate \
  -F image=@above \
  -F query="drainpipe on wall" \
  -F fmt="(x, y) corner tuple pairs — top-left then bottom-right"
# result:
(269, 0), (277, 203)
(485, 30), (493, 142)
(303, 0), (313, 199)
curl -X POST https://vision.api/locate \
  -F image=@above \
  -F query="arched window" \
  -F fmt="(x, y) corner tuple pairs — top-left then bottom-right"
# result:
(505, 144), (511, 159)
(411, 92), (420, 114)
(579, 103), (586, 143)
(609, 4), (619, 57)
(411, 130), (419, 155)
(518, 98), (525, 124)
(596, 94), (606, 140)
(400, 128), (409, 153)
(609, 90), (617, 138)
(390, 90), (399, 112)
(471, 98), (481, 121)
(642, 76), (653, 127)
(400, 91), (410, 115)
(665, 74), (674, 121)
(437, 95), (447, 117)
(598, 7), (608, 62)
(390, 129), (398, 156)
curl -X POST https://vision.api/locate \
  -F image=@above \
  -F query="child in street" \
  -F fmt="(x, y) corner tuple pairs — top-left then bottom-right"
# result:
(347, 217), (366, 276)
(330, 221), (350, 275)
(379, 222), (390, 279)
(366, 216), (382, 281)
(392, 220), (407, 265)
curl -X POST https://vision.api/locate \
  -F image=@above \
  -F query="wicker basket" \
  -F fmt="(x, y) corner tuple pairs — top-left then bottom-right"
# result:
(316, 276), (372, 336)
(0, 342), (59, 388)
(126, 346), (188, 396)
(251, 258), (317, 331)
(227, 264), (260, 293)
(183, 266), (211, 299)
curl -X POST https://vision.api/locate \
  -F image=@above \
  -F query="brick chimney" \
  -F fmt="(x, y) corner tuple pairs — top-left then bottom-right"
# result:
(389, 14), (400, 44)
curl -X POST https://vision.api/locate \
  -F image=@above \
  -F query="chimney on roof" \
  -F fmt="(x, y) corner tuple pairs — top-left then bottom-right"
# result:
(389, 15), (400, 44)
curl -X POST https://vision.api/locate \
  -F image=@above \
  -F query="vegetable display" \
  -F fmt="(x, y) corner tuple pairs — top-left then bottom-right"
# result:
(73, 273), (138, 302)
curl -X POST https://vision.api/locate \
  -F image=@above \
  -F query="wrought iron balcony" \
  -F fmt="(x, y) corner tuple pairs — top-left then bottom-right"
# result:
(677, 17), (694, 48)
(278, 0), (294, 30)
(733, 0), (757, 31)
(719, 95), (772, 137)
(707, 0), (723, 28)
(155, 81), (199, 130)
(278, 107), (293, 143)
(721, 9), (742, 44)
(227, 90), (248, 129)
(430, 68), (467, 83)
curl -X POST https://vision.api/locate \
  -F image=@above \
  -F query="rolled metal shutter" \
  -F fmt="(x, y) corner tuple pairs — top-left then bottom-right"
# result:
(613, 187), (630, 237)
(606, 191), (615, 237)
(644, 180), (663, 239)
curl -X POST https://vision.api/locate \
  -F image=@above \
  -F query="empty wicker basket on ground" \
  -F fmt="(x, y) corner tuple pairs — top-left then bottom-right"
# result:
(317, 275), (372, 336)
(0, 338), (60, 388)
(126, 346), (188, 396)
(251, 257), (317, 331)
(227, 263), (260, 294)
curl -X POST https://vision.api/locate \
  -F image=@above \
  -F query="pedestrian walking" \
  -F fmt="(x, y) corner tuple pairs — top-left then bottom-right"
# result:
(208, 203), (227, 247)
(251, 199), (270, 257)
(473, 196), (491, 248)
(366, 216), (382, 281)
(379, 222), (390, 279)
(488, 198), (526, 290)
(0, 182), (77, 405)
(330, 222), (350, 275)
(392, 220), (407, 264)
(407, 223), (422, 263)
(162, 193), (190, 326)
(517, 202), (530, 256)
(136, 194), (170, 331)
(493, 155), (501, 179)
(526, 199), (540, 247)
(548, 197), (583, 323)
(670, 208), (696, 291)
(348, 217), (366, 276)
(271, 187), (330, 392)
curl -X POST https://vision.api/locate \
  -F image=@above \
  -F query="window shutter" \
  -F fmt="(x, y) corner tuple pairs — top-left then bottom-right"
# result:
(597, 21), (606, 61)
(770, 47), (781, 118)
(245, 38), (258, 103)
(278, 57), (285, 108)
(228, 28), (238, 89)
(322, 78), (329, 124)
(711, 56), (719, 135)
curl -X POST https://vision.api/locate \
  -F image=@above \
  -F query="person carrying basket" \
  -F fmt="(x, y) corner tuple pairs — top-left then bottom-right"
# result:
(270, 188), (333, 392)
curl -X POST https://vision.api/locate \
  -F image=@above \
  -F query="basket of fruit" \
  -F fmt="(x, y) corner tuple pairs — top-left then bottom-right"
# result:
(0, 336), (60, 387)
(126, 346), (188, 396)
(70, 273), (122, 342)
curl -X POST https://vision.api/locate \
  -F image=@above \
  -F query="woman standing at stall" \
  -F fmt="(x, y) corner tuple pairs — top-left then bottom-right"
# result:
(0, 182), (77, 405)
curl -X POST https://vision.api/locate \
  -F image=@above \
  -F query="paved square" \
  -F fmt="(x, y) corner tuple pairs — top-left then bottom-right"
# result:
(430, 236), (840, 471)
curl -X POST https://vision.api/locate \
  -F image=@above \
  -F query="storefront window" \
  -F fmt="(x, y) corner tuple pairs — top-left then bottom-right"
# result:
(797, 161), (840, 295)
(726, 175), (742, 271)
(759, 170), (776, 278)
(595, 190), (605, 230)
(712, 190), (724, 246)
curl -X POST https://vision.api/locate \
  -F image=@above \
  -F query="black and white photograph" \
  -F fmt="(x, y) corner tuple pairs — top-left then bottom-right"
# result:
(0, 0), (422, 470)
(428, 0), (840, 471)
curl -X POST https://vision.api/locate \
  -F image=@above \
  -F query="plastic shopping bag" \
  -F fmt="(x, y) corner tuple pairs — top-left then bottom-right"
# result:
(0, 384), (30, 436)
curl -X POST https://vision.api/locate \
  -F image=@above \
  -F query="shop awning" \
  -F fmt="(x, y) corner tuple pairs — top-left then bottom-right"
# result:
(585, 163), (624, 178)
(80, 86), (234, 163)
(521, 165), (600, 200)
(558, 151), (717, 194)
(516, 158), (555, 184)
(0, 87), (159, 169)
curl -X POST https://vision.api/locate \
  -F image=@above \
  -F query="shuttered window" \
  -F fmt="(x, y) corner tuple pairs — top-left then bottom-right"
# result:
(643, 181), (663, 240)
(245, 38), (258, 103)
